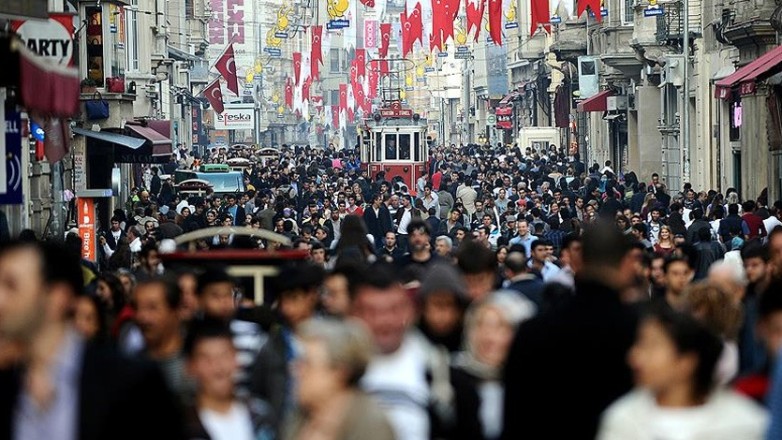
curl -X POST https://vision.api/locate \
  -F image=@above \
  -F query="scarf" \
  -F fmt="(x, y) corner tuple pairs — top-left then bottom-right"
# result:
(452, 351), (501, 381)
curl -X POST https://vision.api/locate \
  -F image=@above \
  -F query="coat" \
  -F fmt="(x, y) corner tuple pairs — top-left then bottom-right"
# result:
(282, 392), (395, 440)
(501, 279), (638, 440)
(0, 342), (185, 440)
(363, 204), (393, 245)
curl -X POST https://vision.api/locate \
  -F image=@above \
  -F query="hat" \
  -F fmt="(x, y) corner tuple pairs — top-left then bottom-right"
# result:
(418, 264), (468, 303)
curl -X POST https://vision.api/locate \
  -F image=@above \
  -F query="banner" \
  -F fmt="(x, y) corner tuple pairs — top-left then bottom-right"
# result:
(365, 20), (378, 48)
(0, 111), (23, 205)
(496, 107), (512, 130)
(214, 104), (255, 130)
(78, 197), (96, 261)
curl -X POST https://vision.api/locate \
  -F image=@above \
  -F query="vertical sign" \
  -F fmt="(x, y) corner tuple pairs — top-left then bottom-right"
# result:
(78, 197), (96, 261)
(0, 111), (23, 205)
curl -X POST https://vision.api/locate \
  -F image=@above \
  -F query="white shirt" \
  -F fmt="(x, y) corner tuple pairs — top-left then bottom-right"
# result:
(199, 402), (255, 440)
(361, 334), (431, 440)
(763, 216), (782, 236)
(598, 389), (768, 440)
(398, 208), (413, 235)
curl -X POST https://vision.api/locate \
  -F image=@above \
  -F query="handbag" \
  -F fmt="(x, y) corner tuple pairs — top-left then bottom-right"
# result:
(106, 77), (125, 93)
(85, 92), (109, 120)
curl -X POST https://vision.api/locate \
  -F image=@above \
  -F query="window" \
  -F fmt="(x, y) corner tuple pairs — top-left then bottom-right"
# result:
(125, 1), (139, 71)
(86, 6), (105, 86)
(330, 48), (340, 73)
(414, 132), (421, 161)
(621, 0), (634, 25)
(375, 132), (382, 161)
(385, 134), (397, 160)
(730, 99), (741, 141)
(398, 134), (411, 160)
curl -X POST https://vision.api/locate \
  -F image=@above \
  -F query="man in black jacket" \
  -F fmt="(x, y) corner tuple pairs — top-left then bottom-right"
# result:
(0, 241), (184, 440)
(502, 223), (639, 440)
(363, 192), (393, 248)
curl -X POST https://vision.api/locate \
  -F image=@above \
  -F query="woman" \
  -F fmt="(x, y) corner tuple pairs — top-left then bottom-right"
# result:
(452, 291), (537, 440)
(641, 193), (657, 220)
(95, 272), (126, 327)
(615, 215), (632, 235)
(284, 319), (394, 440)
(205, 209), (219, 227)
(653, 226), (676, 257)
(74, 293), (109, 341)
(598, 306), (767, 440)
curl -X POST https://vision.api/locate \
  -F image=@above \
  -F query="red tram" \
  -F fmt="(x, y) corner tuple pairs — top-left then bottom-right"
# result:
(359, 61), (428, 194)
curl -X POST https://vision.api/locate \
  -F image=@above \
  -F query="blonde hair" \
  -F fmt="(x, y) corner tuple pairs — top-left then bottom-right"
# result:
(681, 282), (743, 340)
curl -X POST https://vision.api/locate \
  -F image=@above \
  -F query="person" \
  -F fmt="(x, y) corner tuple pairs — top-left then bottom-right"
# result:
(350, 262), (482, 440)
(417, 264), (469, 352)
(321, 262), (362, 318)
(452, 291), (536, 440)
(134, 276), (195, 402)
(376, 231), (404, 262)
(503, 249), (545, 307)
(458, 239), (499, 302)
(362, 192), (393, 249)
(283, 319), (395, 440)
(502, 223), (640, 440)
(395, 219), (440, 269)
(434, 235), (454, 258)
(597, 305), (767, 440)
(654, 225), (676, 256)
(183, 319), (275, 440)
(73, 293), (109, 342)
(195, 267), (266, 397)
(0, 240), (185, 440)
(508, 219), (537, 258)
(663, 255), (695, 308)
(528, 239), (560, 282)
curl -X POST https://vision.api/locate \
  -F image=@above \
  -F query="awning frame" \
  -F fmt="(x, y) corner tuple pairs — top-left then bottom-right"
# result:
(715, 45), (782, 99)
(577, 90), (614, 112)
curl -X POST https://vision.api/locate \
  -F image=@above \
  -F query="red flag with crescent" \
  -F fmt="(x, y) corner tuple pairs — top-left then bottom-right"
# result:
(380, 23), (392, 57)
(442, 0), (459, 43)
(355, 49), (366, 78)
(285, 79), (293, 108)
(203, 78), (224, 114)
(400, 12), (411, 56)
(530, 0), (551, 35)
(430, 0), (445, 50)
(368, 67), (378, 98)
(303, 77), (311, 101)
(577, 0), (602, 21)
(360, 0), (375, 7)
(293, 52), (302, 85)
(215, 43), (239, 95)
(409, 3), (423, 48)
(347, 107), (355, 123)
(331, 105), (339, 128)
(380, 60), (389, 77)
(350, 58), (359, 85)
(466, 0), (485, 40)
(488, 0), (502, 45)
(339, 84), (348, 114)
(311, 26), (323, 80)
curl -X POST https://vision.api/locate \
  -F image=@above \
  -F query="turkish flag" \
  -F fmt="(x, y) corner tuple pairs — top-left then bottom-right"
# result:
(577, 0), (602, 21)
(331, 105), (340, 128)
(400, 12), (411, 56)
(409, 3), (423, 48)
(430, 0), (444, 50)
(355, 49), (366, 78)
(203, 79), (224, 114)
(467, 0), (485, 40)
(442, 0), (459, 43)
(350, 59), (359, 85)
(347, 107), (355, 123)
(530, 0), (550, 35)
(303, 77), (312, 101)
(488, 0), (502, 45)
(380, 60), (389, 76)
(311, 25), (323, 80)
(380, 23), (392, 57)
(368, 67), (378, 98)
(339, 84), (348, 114)
(215, 43), (239, 95)
(293, 52), (302, 85)
(285, 79), (294, 108)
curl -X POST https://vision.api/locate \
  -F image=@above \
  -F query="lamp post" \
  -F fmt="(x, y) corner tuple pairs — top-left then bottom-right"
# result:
(681, 0), (690, 187)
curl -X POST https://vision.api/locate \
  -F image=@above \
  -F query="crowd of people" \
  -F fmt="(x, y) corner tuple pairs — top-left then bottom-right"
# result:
(2, 141), (782, 439)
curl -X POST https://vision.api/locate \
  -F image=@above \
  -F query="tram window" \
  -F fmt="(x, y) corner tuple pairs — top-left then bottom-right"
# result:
(385, 134), (397, 160)
(399, 134), (411, 160)
(375, 133), (382, 161)
(414, 132), (421, 161)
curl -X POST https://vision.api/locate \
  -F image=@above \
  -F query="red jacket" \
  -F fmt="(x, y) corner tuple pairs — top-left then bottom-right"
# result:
(742, 213), (767, 240)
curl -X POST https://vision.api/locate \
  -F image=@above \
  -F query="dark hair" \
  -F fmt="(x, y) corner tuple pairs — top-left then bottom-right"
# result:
(457, 240), (497, 274)
(349, 261), (399, 300)
(96, 272), (126, 314)
(36, 240), (84, 297)
(183, 318), (234, 358)
(664, 255), (693, 273)
(135, 276), (182, 310)
(643, 305), (723, 399)
(197, 267), (234, 296)
(581, 222), (634, 269)
(504, 250), (527, 273)
(728, 203), (739, 215)
(79, 293), (110, 342)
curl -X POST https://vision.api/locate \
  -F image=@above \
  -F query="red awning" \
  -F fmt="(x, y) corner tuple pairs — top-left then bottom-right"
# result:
(499, 90), (521, 105)
(577, 90), (613, 112)
(126, 124), (173, 158)
(15, 39), (79, 117)
(715, 45), (782, 99)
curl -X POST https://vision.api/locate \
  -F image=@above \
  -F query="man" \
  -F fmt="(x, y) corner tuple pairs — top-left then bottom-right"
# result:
(631, 223), (654, 252)
(99, 216), (126, 260)
(135, 276), (194, 401)
(395, 219), (439, 269)
(504, 250), (545, 306)
(686, 207), (712, 245)
(221, 194), (246, 226)
(183, 320), (274, 439)
(743, 200), (768, 240)
(456, 177), (478, 216)
(437, 182), (454, 220)
(547, 235), (583, 291)
(150, 166), (162, 197)
(434, 235), (453, 258)
(502, 224), (639, 440)
(377, 231), (404, 262)
(457, 240), (498, 301)
(195, 268), (266, 397)
(351, 263), (481, 440)
(0, 241), (184, 440)
(662, 255), (694, 308)
(528, 239), (560, 282)
(395, 194), (415, 252)
(363, 192), (393, 249)
(508, 219), (538, 257)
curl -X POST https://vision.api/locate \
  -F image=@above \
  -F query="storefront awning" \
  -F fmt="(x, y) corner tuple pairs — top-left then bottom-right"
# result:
(715, 45), (782, 99)
(126, 124), (173, 158)
(577, 90), (614, 112)
(74, 127), (169, 164)
(499, 90), (522, 105)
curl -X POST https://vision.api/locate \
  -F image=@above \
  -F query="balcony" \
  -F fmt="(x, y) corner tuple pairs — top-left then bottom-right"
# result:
(79, 91), (137, 129)
(550, 20), (588, 63)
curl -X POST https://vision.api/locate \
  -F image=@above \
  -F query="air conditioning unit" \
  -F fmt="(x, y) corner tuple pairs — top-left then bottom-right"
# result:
(607, 96), (628, 111)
